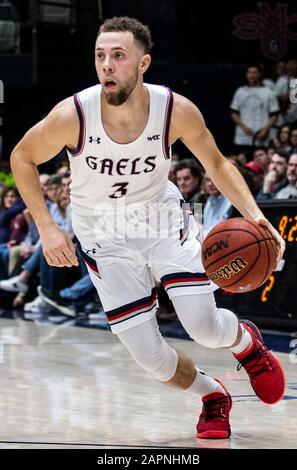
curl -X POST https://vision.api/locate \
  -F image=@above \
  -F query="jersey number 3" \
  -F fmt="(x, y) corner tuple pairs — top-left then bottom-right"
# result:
(109, 182), (129, 199)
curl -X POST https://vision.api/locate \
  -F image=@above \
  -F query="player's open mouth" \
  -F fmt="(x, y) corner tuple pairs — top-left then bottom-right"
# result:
(104, 79), (117, 90)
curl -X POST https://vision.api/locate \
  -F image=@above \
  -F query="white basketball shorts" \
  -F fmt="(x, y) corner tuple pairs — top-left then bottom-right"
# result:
(71, 182), (217, 333)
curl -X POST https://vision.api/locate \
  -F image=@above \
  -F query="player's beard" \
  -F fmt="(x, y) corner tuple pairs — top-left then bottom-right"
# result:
(104, 72), (139, 106)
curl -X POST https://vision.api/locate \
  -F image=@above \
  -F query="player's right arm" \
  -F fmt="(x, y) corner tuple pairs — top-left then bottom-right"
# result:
(10, 98), (79, 267)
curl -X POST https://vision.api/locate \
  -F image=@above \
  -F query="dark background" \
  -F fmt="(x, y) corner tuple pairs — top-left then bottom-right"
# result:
(1, 0), (297, 159)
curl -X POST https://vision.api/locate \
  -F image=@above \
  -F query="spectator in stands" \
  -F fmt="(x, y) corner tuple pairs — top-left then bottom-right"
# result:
(244, 161), (264, 197)
(0, 186), (74, 305)
(168, 153), (180, 185)
(0, 186), (25, 279)
(273, 124), (292, 153)
(39, 173), (50, 195)
(61, 171), (71, 195)
(57, 165), (70, 177)
(275, 58), (297, 124)
(174, 159), (203, 203)
(45, 175), (62, 207)
(253, 147), (271, 174)
(274, 61), (287, 82)
(49, 187), (72, 235)
(235, 151), (248, 166)
(37, 274), (98, 317)
(275, 154), (297, 199)
(289, 127), (297, 155)
(230, 64), (279, 152)
(0, 186), (23, 243)
(256, 150), (289, 201)
(202, 173), (233, 237)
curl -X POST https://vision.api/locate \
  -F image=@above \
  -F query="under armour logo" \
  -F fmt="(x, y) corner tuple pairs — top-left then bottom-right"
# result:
(86, 243), (101, 255)
(89, 136), (101, 144)
(86, 248), (96, 255)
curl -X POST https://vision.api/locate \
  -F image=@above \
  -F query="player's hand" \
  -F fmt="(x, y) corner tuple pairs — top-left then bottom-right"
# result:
(39, 224), (79, 267)
(254, 217), (285, 266)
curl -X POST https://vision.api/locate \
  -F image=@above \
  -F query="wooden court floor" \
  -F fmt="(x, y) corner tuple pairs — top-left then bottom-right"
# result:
(0, 317), (296, 449)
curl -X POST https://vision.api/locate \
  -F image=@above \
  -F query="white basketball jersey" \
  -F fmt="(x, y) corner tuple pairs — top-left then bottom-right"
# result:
(66, 83), (173, 215)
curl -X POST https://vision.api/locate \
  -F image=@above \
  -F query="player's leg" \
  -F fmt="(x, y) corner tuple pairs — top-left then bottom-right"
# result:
(171, 291), (240, 349)
(117, 316), (231, 438)
(151, 191), (285, 406)
(171, 291), (285, 404)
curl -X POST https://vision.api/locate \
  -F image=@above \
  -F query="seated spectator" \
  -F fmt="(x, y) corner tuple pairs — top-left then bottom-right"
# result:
(0, 187), (76, 308)
(49, 187), (72, 236)
(174, 158), (203, 202)
(275, 154), (297, 199)
(57, 165), (70, 177)
(267, 146), (276, 161)
(273, 124), (292, 153)
(244, 161), (264, 197)
(289, 126), (297, 155)
(256, 150), (289, 201)
(253, 147), (271, 174)
(234, 151), (248, 166)
(37, 274), (98, 317)
(0, 186), (20, 243)
(0, 243), (43, 294)
(0, 188), (27, 280)
(45, 175), (62, 208)
(61, 170), (71, 195)
(39, 173), (50, 195)
(202, 173), (233, 237)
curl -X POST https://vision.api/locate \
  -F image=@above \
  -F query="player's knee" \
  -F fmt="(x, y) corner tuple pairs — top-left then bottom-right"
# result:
(189, 310), (238, 348)
(130, 339), (178, 382)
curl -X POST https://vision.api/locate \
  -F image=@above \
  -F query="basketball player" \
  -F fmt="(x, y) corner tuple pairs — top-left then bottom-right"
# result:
(11, 17), (286, 439)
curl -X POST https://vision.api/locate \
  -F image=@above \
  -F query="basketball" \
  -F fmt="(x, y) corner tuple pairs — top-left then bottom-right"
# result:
(202, 218), (277, 293)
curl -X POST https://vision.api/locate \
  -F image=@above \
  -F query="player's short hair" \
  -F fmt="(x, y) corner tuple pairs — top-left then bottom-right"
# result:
(98, 16), (153, 54)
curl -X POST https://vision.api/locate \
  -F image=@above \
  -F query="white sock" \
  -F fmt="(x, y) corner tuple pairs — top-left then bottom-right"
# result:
(187, 367), (225, 397)
(229, 325), (252, 354)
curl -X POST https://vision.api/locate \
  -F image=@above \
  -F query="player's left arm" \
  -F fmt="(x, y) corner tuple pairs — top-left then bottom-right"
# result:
(169, 93), (285, 263)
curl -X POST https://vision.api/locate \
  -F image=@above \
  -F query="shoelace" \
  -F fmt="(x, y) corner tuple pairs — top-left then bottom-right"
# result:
(202, 396), (229, 421)
(237, 342), (274, 378)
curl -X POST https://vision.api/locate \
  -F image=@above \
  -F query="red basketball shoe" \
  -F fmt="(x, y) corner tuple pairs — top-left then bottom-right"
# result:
(196, 379), (232, 439)
(233, 320), (286, 404)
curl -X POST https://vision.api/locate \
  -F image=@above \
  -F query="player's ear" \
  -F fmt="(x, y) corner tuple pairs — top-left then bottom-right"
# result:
(139, 54), (151, 74)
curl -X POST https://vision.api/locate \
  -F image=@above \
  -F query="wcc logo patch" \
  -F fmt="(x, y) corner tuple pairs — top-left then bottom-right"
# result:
(147, 134), (160, 141)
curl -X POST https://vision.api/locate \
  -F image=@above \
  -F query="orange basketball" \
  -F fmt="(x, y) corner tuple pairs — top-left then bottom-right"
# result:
(201, 218), (277, 293)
